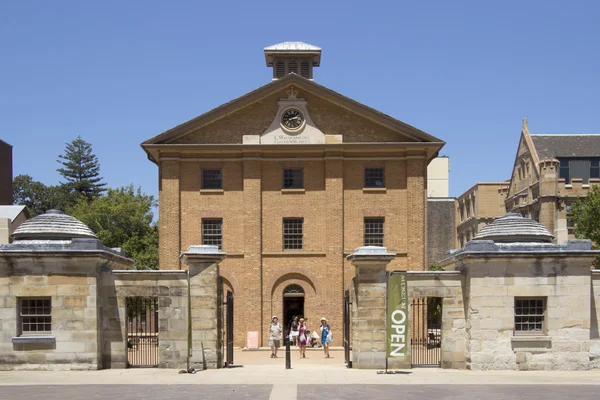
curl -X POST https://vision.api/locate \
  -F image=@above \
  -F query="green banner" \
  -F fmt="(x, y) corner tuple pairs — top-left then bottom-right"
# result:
(387, 271), (409, 359)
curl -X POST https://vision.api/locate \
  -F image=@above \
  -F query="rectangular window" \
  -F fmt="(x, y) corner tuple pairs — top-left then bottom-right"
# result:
(591, 160), (600, 179)
(566, 204), (574, 228)
(364, 217), (384, 247)
(202, 218), (223, 249)
(364, 168), (385, 188)
(514, 297), (546, 335)
(559, 159), (570, 182)
(283, 168), (303, 189)
(19, 298), (51, 335)
(283, 218), (303, 250)
(202, 169), (222, 189)
(569, 160), (591, 184)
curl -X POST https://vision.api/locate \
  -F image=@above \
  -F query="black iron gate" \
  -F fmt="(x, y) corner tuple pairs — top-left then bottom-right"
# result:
(344, 289), (352, 368)
(411, 297), (442, 367)
(126, 296), (159, 367)
(224, 290), (234, 367)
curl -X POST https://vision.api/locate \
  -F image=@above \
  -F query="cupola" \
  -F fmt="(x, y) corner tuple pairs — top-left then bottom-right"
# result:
(11, 209), (97, 241)
(472, 213), (553, 243)
(264, 42), (321, 80)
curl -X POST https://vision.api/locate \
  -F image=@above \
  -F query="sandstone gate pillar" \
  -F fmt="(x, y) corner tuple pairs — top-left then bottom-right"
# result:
(347, 246), (395, 369)
(181, 245), (227, 369)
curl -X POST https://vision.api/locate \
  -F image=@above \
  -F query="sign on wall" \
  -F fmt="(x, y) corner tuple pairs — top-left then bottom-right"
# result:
(387, 271), (409, 360)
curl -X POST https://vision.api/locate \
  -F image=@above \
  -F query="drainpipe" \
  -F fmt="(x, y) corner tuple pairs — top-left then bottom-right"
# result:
(187, 269), (191, 370)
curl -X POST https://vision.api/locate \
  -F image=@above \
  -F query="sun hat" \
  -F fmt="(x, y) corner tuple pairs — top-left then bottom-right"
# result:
(320, 317), (327, 321)
(272, 316), (278, 319)
(299, 318), (305, 322)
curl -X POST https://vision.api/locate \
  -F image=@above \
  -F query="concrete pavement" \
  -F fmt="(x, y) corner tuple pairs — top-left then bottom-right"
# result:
(1, 384), (600, 400)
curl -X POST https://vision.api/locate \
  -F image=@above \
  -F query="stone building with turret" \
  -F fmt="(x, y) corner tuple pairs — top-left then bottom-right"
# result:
(505, 119), (600, 244)
(455, 119), (600, 247)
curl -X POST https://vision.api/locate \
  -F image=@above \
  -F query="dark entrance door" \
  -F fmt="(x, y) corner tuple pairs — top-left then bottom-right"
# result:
(410, 297), (442, 367)
(282, 284), (305, 334)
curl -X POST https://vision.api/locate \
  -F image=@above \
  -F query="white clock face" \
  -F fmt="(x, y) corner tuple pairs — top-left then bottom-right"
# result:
(281, 108), (304, 131)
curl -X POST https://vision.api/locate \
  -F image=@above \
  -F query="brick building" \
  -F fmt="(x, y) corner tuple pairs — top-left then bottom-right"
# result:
(142, 42), (445, 346)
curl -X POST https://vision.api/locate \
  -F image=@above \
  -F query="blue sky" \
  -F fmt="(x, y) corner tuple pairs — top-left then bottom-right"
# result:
(1, 0), (599, 202)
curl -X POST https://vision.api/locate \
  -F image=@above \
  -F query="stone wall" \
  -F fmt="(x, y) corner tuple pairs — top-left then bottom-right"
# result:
(465, 257), (591, 371)
(0, 256), (107, 371)
(100, 270), (189, 369)
(406, 271), (466, 369)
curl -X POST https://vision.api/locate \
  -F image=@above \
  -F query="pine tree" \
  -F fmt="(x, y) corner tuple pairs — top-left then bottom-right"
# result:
(57, 136), (106, 202)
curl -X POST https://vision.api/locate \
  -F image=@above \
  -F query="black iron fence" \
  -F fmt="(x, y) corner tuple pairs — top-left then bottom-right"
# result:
(126, 296), (159, 367)
(344, 289), (352, 368)
(410, 297), (442, 367)
(225, 291), (234, 367)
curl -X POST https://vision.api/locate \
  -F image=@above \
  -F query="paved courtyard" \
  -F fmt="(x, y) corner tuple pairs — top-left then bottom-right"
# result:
(1, 351), (600, 399)
(1, 384), (600, 400)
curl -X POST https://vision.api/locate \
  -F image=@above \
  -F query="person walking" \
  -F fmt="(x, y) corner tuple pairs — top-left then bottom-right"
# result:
(269, 316), (283, 358)
(320, 317), (331, 358)
(290, 316), (299, 346)
(298, 318), (307, 358)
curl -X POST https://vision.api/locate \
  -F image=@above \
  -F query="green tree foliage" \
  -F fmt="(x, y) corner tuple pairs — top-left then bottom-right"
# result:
(57, 136), (106, 202)
(571, 185), (600, 268)
(12, 174), (76, 216)
(429, 262), (444, 271)
(69, 185), (159, 270)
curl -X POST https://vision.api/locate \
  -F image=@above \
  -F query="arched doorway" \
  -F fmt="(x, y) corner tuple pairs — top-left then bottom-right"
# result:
(282, 284), (305, 331)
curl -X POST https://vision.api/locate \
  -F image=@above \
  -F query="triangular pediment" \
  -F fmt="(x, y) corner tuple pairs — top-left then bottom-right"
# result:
(142, 74), (444, 148)
(507, 128), (540, 198)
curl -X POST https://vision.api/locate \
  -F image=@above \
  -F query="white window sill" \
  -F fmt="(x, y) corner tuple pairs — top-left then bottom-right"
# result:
(12, 335), (56, 344)
(281, 188), (305, 194)
(363, 188), (387, 193)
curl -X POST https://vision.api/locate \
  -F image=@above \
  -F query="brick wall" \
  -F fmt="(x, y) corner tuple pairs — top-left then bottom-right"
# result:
(156, 86), (431, 347)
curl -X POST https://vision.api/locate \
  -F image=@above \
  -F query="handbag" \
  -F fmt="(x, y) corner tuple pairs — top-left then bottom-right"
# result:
(326, 331), (333, 343)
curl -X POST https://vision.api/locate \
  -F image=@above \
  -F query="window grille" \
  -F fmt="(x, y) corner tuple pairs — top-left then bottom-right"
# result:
(202, 218), (223, 249)
(19, 298), (51, 334)
(514, 297), (545, 334)
(275, 61), (285, 78)
(284, 284), (305, 295)
(364, 217), (384, 247)
(283, 168), (303, 189)
(283, 218), (303, 250)
(287, 60), (298, 74)
(202, 169), (222, 189)
(300, 61), (310, 78)
(364, 168), (384, 188)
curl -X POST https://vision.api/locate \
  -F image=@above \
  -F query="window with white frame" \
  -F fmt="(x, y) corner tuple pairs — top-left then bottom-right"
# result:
(364, 217), (384, 247)
(514, 297), (546, 335)
(283, 218), (303, 250)
(202, 218), (223, 249)
(19, 297), (51, 335)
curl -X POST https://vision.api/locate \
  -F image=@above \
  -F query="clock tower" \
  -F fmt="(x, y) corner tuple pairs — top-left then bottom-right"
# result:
(264, 42), (321, 80)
